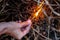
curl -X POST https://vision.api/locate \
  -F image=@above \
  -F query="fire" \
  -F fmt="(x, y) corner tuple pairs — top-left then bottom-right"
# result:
(35, 1), (44, 17)
(35, 7), (42, 17)
(30, 1), (44, 20)
(30, 1), (44, 29)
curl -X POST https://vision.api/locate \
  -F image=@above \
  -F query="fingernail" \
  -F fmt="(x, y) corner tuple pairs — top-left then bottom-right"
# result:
(27, 19), (31, 23)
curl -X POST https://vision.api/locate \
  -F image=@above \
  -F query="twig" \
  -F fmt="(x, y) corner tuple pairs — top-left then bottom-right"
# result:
(33, 28), (52, 40)
(45, 0), (60, 16)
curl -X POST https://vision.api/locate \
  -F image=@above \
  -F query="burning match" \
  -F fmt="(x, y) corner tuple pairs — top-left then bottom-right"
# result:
(29, 1), (44, 21)
(29, 1), (44, 29)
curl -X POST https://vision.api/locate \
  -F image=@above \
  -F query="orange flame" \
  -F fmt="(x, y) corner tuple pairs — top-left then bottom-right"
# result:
(31, 1), (44, 29)
(30, 1), (44, 20)
(34, 1), (44, 17)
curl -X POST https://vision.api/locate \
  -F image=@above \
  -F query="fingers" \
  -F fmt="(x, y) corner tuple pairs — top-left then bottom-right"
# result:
(20, 19), (32, 28)
(11, 29), (25, 40)
(10, 20), (31, 40)
(1, 20), (32, 40)
(23, 23), (31, 35)
(16, 20), (22, 23)
(11, 24), (31, 40)
(6, 19), (31, 30)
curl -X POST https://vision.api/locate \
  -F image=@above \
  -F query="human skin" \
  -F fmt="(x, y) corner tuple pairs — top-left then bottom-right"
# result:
(0, 19), (31, 40)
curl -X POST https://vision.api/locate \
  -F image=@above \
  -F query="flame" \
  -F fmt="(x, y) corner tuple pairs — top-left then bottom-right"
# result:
(30, 1), (44, 20)
(35, 7), (42, 16)
(35, 1), (44, 17)
(31, 1), (44, 29)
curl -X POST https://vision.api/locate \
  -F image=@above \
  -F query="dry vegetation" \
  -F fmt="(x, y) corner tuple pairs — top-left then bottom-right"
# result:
(0, 0), (60, 40)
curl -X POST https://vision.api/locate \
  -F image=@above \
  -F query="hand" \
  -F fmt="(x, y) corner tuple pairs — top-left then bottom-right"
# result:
(0, 19), (32, 39)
